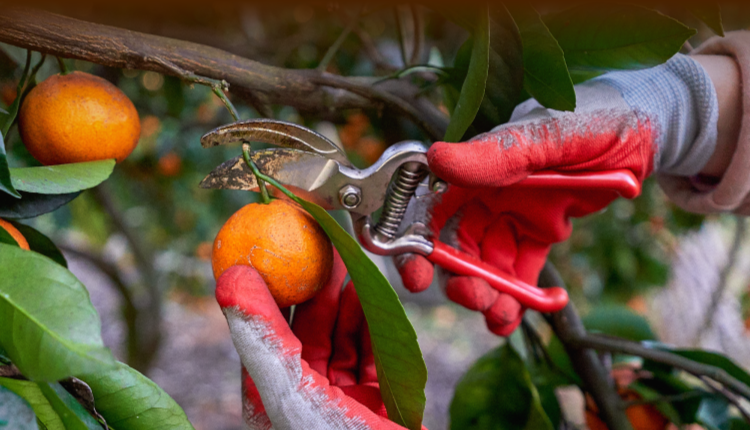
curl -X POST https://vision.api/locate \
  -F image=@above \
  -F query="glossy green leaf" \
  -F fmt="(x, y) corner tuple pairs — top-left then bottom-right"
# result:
(0, 190), (80, 219)
(10, 160), (115, 195)
(79, 361), (193, 429)
(0, 222), (20, 247)
(689, 5), (724, 37)
(0, 244), (117, 381)
(443, 6), (490, 143)
(8, 221), (67, 267)
(252, 173), (426, 429)
(37, 382), (101, 430)
(450, 344), (553, 430)
(669, 349), (750, 388)
(0, 377), (64, 430)
(435, 5), (523, 131)
(507, 4), (575, 111)
(698, 395), (730, 430)
(637, 370), (705, 424)
(0, 385), (39, 429)
(583, 305), (656, 342)
(544, 5), (696, 71)
(0, 133), (20, 199)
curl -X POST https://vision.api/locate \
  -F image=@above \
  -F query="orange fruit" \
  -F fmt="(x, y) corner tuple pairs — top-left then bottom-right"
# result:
(18, 71), (141, 166)
(585, 389), (669, 430)
(0, 219), (29, 250)
(157, 152), (182, 177)
(211, 199), (333, 308)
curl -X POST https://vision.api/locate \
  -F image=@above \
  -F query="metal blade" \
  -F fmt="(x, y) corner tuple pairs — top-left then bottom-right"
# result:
(200, 148), (340, 194)
(200, 119), (352, 167)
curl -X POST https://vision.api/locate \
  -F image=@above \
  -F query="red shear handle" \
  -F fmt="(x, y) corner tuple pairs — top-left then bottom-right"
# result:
(428, 240), (569, 313)
(514, 169), (641, 199)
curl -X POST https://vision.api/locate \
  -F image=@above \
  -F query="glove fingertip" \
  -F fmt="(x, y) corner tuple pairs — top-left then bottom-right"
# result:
(395, 254), (433, 293)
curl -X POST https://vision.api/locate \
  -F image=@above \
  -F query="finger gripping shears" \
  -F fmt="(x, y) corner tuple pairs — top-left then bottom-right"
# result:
(200, 119), (641, 313)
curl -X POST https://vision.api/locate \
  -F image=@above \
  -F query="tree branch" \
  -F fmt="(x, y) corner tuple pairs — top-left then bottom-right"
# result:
(539, 263), (635, 430)
(569, 334), (750, 401)
(0, 7), (447, 139)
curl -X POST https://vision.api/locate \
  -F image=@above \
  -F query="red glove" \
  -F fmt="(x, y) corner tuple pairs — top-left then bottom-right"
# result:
(397, 110), (655, 336)
(216, 250), (424, 430)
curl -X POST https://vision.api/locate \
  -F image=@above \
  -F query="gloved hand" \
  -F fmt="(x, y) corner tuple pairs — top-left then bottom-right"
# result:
(216, 250), (423, 430)
(397, 54), (719, 336)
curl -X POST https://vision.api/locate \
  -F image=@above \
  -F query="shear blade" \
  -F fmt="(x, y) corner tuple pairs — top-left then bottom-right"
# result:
(200, 119), (351, 167)
(200, 148), (337, 192)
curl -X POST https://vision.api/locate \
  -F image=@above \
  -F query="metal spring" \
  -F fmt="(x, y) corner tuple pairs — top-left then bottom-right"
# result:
(374, 163), (428, 239)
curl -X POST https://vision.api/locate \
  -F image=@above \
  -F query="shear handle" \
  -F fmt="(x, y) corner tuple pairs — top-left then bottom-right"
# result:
(514, 169), (641, 199)
(428, 240), (569, 313)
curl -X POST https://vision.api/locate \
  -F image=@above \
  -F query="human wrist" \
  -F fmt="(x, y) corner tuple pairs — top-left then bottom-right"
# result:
(691, 55), (742, 177)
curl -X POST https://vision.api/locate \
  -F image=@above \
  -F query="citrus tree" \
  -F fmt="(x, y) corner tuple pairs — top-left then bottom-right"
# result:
(1, 3), (749, 430)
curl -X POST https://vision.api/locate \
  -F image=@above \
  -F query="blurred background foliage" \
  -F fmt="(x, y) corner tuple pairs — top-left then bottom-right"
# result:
(3, 5), (750, 427)
(1, 1), (744, 359)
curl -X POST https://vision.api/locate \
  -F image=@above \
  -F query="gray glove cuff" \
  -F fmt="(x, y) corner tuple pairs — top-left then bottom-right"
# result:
(659, 31), (750, 215)
(592, 54), (719, 176)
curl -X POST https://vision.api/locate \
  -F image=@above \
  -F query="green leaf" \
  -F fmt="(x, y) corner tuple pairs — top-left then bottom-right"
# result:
(79, 362), (194, 429)
(0, 222), (20, 247)
(0, 384), (39, 429)
(0, 244), (117, 381)
(443, 6), (490, 142)
(0, 190), (80, 219)
(37, 382), (101, 430)
(583, 305), (656, 342)
(450, 343), (553, 430)
(0, 132), (21, 199)
(251, 173), (426, 429)
(544, 5), (696, 71)
(507, 4), (575, 111)
(638, 370), (706, 424)
(8, 221), (67, 267)
(697, 395), (730, 430)
(0, 377), (64, 430)
(668, 349), (750, 388)
(10, 160), (115, 195)
(629, 382), (683, 424)
(688, 4), (724, 37)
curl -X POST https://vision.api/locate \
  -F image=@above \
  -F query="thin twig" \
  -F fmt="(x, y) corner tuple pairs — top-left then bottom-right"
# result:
(409, 4), (423, 66)
(311, 72), (443, 140)
(91, 185), (162, 372)
(539, 263), (634, 430)
(242, 143), (270, 203)
(56, 56), (67, 74)
(694, 217), (747, 345)
(393, 6), (409, 67)
(317, 9), (361, 72)
(569, 334), (750, 401)
(150, 57), (241, 121)
(58, 244), (140, 368)
(699, 376), (750, 423)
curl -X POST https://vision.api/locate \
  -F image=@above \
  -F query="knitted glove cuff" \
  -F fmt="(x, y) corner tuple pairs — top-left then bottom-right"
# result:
(659, 31), (750, 214)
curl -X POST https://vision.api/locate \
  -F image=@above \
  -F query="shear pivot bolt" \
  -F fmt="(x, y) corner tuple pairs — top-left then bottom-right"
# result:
(339, 185), (362, 209)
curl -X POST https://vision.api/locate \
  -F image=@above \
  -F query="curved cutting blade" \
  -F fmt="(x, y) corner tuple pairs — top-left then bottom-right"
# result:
(200, 119), (351, 167)
(200, 148), (339, 194)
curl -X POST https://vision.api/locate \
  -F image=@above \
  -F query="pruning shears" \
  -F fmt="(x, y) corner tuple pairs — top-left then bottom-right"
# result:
(200, 119), (641, 313)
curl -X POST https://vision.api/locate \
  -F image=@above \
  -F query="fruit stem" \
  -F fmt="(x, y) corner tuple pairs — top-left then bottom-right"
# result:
(56, 57), (69, 75)
(242, 144), (271, 204)
(212, 86), (239, 122)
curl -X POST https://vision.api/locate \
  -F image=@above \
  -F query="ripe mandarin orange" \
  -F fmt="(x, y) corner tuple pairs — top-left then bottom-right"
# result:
(212, 199), (333, 308)
(0, 219), (29, 250)
(18, 71), (141, 166)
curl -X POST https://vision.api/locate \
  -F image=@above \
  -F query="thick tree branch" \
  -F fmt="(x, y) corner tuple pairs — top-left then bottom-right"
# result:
(539, 263), (634, 430)
(0, 7), (447, 139)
